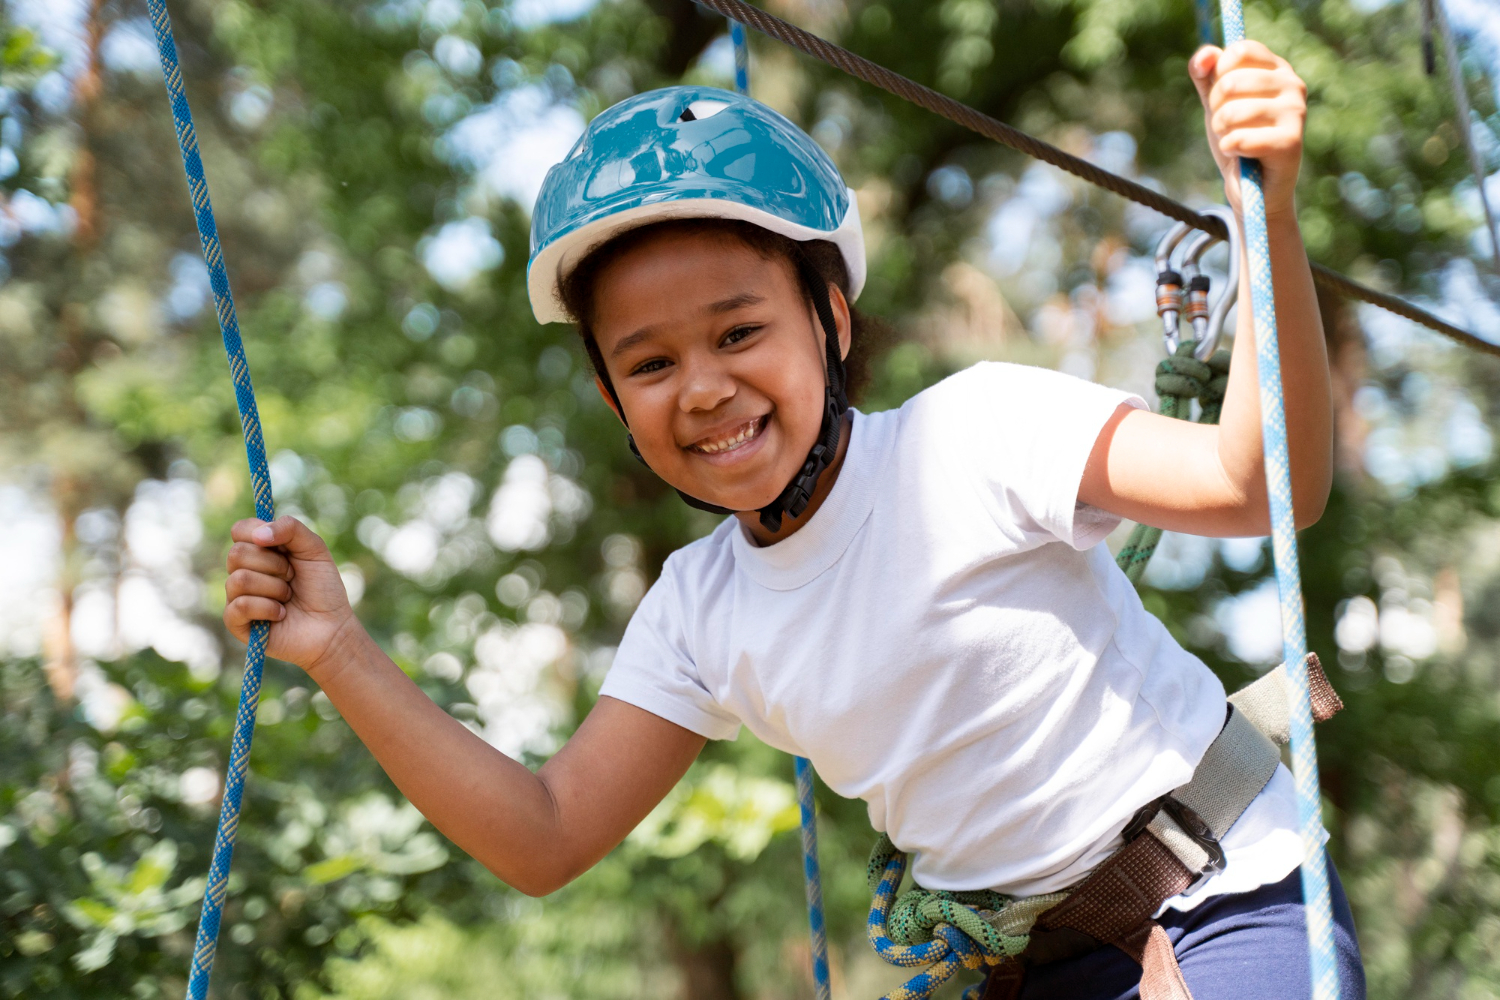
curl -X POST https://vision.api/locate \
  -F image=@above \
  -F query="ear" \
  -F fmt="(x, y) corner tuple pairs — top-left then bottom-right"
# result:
(595, 377), (626, 426)
(828, 283), (853, 362)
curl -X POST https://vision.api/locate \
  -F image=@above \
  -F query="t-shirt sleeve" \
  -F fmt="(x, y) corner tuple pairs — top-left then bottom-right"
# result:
(937, 362), (1146, 549)
(597, 558), (742, 741)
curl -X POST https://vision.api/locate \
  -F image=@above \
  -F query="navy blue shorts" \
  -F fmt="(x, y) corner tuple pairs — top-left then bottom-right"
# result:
(1014, 857), (1366, 1000)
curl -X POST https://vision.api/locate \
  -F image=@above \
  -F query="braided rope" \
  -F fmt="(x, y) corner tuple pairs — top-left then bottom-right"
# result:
(1115, 344), (1231, 582)
(1195, 0), (1217, 46)
(147, 4), (274, 998)
(863, 835), (1062, 1000)
(689, 0), (1500, 359)
(795, 756), (833, 1000)
(1221, 4), (1340, 998)
(730, 19), (751, 96)
(727, 32), (834, 999)
(1430, 0), (1500, 279)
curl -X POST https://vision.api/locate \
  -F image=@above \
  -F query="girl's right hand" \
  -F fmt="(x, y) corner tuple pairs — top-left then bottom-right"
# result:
(224, 515), (360, 678)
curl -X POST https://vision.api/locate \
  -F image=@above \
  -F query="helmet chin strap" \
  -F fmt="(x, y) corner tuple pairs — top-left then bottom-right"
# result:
(608, 257), (850, 534)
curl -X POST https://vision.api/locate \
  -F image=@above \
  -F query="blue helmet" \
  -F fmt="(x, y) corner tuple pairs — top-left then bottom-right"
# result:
(527, 85), (865, 324)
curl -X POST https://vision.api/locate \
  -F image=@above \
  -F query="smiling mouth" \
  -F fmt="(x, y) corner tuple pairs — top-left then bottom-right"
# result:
(687, 415), (769, 455)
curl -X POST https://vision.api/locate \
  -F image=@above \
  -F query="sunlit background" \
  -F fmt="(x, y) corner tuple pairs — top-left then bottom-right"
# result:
(4, 0), (1500, 997)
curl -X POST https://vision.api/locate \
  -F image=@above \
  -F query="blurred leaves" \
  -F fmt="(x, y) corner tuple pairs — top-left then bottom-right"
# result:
(628, 763), (800, 862)
(1, 0), (1499, 998)
(63, 840), (204, 973)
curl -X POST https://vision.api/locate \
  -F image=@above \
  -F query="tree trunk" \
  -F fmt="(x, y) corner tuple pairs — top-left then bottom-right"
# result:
(69, 0), (107, 250)
(1318, 283), (1368, 481)
(672, 934), (740, 1000)
(41, 0), (110, 703)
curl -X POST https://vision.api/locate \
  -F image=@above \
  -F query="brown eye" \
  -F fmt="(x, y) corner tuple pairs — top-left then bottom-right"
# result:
(722, 324), (760, 346)
(631, 358), (670, 376)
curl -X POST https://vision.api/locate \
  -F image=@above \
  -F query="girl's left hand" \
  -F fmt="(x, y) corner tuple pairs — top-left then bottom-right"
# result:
(1190, 41), (1307, 219)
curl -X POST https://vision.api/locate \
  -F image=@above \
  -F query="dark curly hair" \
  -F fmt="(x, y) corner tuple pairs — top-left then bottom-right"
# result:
(556, 218), (888, 406)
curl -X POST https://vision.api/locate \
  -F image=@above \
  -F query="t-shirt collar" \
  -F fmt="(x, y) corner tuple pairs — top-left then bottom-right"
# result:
(730, 409), (878, 591)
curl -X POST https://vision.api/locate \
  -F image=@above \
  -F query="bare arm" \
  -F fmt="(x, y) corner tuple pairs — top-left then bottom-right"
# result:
(1079, 41), (1332, 537)
(224, 516), (705, 897)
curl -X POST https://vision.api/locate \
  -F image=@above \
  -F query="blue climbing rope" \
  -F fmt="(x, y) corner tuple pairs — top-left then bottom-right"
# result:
(1220, 2), (1340, 998)
(1195, 0), (1216, 45)
(146, 3), (274, 998)
(724, 21), (834, 997)
(730, 19), (751, 95)
(796, 756), (833, 1000)
(722, 26), (833, 998)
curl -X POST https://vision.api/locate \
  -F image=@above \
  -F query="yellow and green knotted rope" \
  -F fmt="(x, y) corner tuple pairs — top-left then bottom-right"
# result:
(865, 835), (1066, 1000)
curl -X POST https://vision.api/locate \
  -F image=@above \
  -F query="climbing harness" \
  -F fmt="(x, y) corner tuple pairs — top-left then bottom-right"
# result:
(865, 656), (1344, 1000)
(146, 4), (273, 998)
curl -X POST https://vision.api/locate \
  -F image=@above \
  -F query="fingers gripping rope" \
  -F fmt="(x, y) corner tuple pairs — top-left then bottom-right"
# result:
(147, 4), (274, 998)
(690, 0), (1500, 359)
(1220, 3), (1341, 999)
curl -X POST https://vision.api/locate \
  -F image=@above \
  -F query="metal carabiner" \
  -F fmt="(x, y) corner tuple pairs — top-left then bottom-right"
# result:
(1182, 205), (1240, 359)
(1153, 221), (1194, 351)
(1177, 230), (1213, 351)
(1156, 205), (1240, 359)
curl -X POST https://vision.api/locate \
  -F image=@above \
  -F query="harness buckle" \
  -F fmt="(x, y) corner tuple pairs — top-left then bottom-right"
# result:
(1121, 795), (1165, 844)
(1160, 798), (1226, 891)
(1120, 795), (1226, 893)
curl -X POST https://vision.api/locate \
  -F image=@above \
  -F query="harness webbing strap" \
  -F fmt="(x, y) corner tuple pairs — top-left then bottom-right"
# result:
(146, 3), (274, 998)
(689, 0), (1500, 359)
(869, 654), (1341, 1000)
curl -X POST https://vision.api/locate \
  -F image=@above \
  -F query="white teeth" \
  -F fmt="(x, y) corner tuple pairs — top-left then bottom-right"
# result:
(693, 419), (761, 454)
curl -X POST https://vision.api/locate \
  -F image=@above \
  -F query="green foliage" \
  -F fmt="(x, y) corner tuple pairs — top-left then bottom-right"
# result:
(3, 0), (1500, 997)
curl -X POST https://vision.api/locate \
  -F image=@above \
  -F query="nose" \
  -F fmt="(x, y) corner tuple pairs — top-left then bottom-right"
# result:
(677, 352), (737, 414)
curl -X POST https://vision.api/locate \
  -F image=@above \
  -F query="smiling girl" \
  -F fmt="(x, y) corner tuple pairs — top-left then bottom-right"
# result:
(223, 42), (1363, 999)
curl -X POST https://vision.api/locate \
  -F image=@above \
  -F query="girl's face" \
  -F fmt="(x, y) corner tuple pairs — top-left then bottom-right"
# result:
(590, 229), (851, 515)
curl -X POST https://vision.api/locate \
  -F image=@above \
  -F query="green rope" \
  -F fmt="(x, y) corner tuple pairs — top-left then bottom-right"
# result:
(867, 836), (1032, 958)
(1115, 342), (1231, 582)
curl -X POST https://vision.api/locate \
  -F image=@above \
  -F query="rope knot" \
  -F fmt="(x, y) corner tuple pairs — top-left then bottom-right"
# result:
(1198, 349), (1232, 424)
(1153, 344), (1213, 414)
(866, 836), (1042, 1000)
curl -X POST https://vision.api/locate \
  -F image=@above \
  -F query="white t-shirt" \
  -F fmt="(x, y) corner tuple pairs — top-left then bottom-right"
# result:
(601, 362), (1305, 910)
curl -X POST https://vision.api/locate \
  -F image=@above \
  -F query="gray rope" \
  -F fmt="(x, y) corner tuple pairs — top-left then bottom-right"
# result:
(692, 0), (1500, 359)
(1430, 0), (1500, 281)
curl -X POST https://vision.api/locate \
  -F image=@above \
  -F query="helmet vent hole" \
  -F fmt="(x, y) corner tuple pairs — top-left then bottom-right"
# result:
(679, 99), (730, 123)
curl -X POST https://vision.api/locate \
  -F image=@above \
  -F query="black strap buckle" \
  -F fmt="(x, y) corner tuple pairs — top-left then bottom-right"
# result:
(1161, 798), (1226, 890)
(1121, 795), (1226, 891)
(1121, 795), (1164, 843)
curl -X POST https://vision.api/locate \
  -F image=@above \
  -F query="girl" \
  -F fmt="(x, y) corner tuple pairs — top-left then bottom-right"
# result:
(224, 41), (1364, 999)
